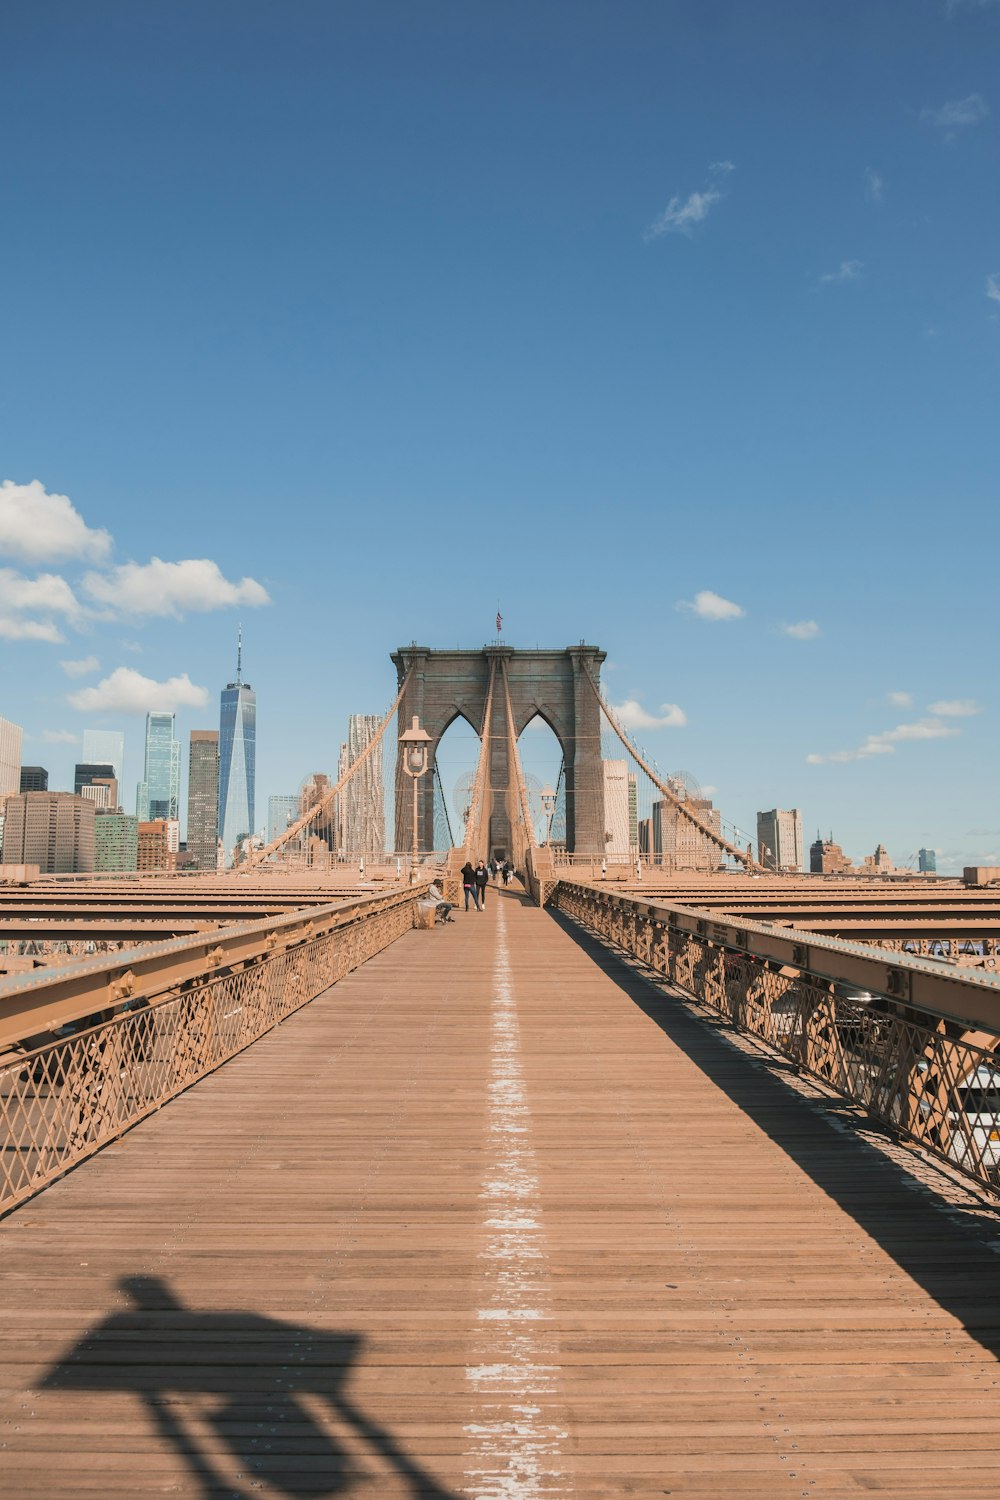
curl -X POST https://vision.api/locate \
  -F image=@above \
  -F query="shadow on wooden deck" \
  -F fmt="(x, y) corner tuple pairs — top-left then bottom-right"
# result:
(43, 1275), (459, 1500)
(549, 908), (1000, 1360)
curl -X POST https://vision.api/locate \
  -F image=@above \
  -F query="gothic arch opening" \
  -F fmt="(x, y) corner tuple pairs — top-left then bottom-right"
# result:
(433, 712), (482, 850)
(517, 713), (564, 847)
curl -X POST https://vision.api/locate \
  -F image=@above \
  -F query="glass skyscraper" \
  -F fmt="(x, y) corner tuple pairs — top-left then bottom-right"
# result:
(219, 637), (256, 865)
(82, 729), (125, 786)
(142, 712), (180, 821)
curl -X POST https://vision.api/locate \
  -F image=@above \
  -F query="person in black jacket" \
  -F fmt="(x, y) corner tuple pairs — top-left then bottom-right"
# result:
(461, 860), (479, 911)
(474, 861), (489, 909)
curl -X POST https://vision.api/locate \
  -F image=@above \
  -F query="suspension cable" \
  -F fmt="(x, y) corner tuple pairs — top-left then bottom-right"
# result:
(582, 661), (759, 871)
(462, 658), (496, 862)
(499, 658), (538, 857)
(247, 667), (413, 868)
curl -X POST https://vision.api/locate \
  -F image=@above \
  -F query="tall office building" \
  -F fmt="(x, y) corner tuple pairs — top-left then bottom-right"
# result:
(19, 766), (48, 792)
(2, 792), (95, 872)
(138, 818), (180, 872)
(652, 789), (723, 871)
(95, 812), (138, 872)
(268, 794), (299, 843)
(756, 808), (804, 873)
(602, 759), (631, 857)
(0, 715), (23, 796)
(187, 731), (220, 871)
(81, 730), (125, 786)
(919, 847), (937, 874)
(810, 834), (853, 874)
(300, 773), (336, 852)
(142, 712), (180, 821)
(75, 762), (119, 810)
(219, 635), (256, 866)
(339, 714), (385, 854)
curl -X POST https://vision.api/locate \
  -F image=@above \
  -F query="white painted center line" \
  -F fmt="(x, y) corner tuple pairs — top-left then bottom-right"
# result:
(463, 900), (569, 1498)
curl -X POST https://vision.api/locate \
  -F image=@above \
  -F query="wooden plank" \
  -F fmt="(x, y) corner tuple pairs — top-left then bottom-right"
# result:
(2, 887), (1000, 1497)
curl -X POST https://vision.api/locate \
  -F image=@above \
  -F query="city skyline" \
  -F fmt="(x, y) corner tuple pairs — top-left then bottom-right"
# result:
(0, 3), (997, 871)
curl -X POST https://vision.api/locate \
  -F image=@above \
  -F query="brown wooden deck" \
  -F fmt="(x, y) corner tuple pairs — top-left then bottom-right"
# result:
(3, 883), (1000, 1498)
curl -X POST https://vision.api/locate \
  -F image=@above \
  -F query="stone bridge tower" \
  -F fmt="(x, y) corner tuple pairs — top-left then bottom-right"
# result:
(390, 644), (607, 857)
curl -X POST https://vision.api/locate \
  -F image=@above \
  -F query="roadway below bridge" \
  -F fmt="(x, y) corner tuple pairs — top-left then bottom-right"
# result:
(3, 884), (1000, 1497)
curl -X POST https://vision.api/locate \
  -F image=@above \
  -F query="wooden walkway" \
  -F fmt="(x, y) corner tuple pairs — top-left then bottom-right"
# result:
(3, 885), (1000, 1498)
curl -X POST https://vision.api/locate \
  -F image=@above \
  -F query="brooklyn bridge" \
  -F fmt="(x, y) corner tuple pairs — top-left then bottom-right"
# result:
(3, 644), (1000, 1498)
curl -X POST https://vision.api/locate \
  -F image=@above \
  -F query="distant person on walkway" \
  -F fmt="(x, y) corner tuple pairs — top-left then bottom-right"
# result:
(461, 860), (479, 911)
(502, 859), (513, 886)
(474, 861), (489, 909)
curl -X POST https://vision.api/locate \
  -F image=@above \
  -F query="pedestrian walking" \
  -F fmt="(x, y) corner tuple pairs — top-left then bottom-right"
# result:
(474, 860), (489, 909)
(461, 860), (479, 911)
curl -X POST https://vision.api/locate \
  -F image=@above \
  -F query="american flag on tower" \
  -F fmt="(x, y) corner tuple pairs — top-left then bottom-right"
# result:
(496, 611), (503, 634)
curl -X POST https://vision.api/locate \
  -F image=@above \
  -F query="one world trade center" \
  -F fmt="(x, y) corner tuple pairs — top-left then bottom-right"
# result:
(219, 632), (256, 866)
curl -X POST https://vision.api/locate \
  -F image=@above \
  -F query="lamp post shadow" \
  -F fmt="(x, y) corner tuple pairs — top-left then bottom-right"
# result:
(43, 1275), (459, 1500)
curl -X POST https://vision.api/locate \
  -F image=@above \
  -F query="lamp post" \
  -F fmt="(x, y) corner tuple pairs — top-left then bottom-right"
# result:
(539, 784), (556, 846)
(399, 715), (431, 882)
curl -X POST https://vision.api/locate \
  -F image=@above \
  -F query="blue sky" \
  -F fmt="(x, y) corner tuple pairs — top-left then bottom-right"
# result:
(1, 1), (997, 870)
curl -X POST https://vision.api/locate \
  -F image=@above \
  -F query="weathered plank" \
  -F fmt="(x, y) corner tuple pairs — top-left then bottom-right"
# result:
(1, 888), (1000, 1497)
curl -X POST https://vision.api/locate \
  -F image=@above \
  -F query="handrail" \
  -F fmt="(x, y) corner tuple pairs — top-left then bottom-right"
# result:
(0, 884), (424, 1215)
(0, 883), (429, 1050)
(554, 880), (1000, 1033)
(555, 879), (1000, 1195)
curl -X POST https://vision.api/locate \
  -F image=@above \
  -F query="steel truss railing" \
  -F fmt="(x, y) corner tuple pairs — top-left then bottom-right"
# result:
(555, 882), (1000, 1196)
(0, 886), (420, 1215)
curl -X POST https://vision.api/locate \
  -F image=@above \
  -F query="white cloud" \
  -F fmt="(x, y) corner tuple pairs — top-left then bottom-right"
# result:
(0, 616), (64, 643)
(987, 273), (1000, 304)
(83, 557), (271, 617)
(678, 589), (745, 621)
(42, 728), (79, 745)
(928, 698), (982, 716)
(0, 568), (82, 618)
(864, 168), (883, 202)
(0, 479), (112, 564)
(807, 716), (961, 764)
(922, 93), (990, 128)
(888, 690), (913, 708)
(819, 259), (863, 285)
(781, 620), (820, 640)
(68, 666), (209, 714)
(611, 700), (688, 730)
(644, 161), (735, 240)
(875, 718), (959, 745)
(60, 655), (100, 678)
